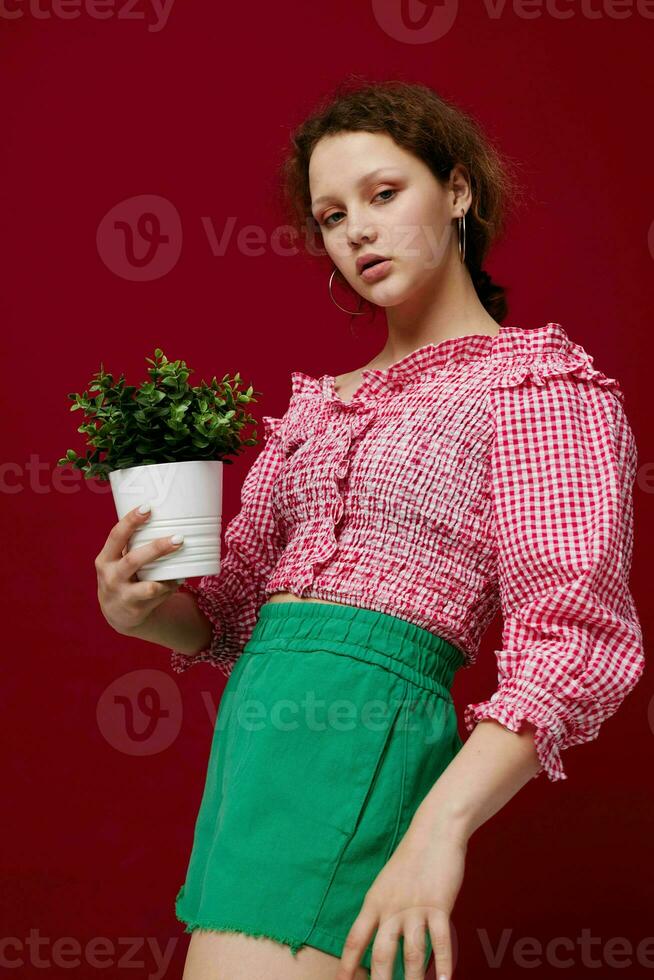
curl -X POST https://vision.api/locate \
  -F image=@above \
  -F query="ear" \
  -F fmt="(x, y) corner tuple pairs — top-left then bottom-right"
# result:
(449, 163), (473, 217)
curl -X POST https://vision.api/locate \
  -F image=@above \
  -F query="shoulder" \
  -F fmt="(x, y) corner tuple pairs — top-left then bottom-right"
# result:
(487, 324), (637, 468)
(261, 371), (325, 452)
(489, 322), (625, 406)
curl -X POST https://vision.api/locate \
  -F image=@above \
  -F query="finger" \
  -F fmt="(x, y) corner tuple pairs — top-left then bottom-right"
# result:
(402, 913), (428, 980)
(336, 906), (378, 980)
(96, 503), (153, 567)
(121, 543), (171, 584)
(427, 911), (453, 980)
(369, 914), (403, 980)
(119, 533), (185, 582)
(128, 578), (182, 603)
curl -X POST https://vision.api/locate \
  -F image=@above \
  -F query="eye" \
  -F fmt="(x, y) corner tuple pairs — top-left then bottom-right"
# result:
(322, 188), (397, 228)
(323, 210), (345, 228)
(374, 188), (396, 203)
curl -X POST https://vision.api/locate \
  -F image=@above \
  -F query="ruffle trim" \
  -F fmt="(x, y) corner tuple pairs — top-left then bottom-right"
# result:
(286, 327), (625, 405)
(491, 344), (625, 402)
(262, 415), (283, 441)
(298, 410), (377, 593)
(263, 377), (328, 455)
(269, 517), (345, 595)
(463, 698), (567, 782)
(169, 581), (234, 677)
(290, 370), (322, 396)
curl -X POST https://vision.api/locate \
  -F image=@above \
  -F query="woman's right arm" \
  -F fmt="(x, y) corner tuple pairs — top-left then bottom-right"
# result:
(95, 413), (288, 677)
(168, 416), (287, 677)
(94, 503), (204, 646)
(121, 587), (214, 654)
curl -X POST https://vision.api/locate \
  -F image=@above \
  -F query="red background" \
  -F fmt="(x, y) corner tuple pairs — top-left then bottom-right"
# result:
(2, 2), (653, 978)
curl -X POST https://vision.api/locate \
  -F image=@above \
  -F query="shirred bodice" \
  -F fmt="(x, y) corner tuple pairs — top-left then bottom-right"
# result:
(171, 322), (644, 782)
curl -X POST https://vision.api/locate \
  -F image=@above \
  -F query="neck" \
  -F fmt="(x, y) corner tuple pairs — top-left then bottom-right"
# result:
(375, 253), (500, 368)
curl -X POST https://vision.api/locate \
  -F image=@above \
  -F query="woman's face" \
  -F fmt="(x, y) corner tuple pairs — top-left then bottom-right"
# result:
(308, 130), (463, 309)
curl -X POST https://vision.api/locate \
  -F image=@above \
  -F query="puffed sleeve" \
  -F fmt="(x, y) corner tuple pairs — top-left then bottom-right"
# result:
(169, 412), (287, 678)
(463, 354), (645, 781)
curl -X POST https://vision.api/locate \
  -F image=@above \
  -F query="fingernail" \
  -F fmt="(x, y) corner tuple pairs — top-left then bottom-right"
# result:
(170, 533), (184, 545)
(138, 501), (152, 514)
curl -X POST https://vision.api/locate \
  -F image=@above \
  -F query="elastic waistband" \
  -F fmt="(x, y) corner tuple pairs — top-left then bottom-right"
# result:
(243, 601), (466, 699)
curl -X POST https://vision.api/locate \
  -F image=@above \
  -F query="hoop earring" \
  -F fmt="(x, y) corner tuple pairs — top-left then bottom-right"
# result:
(329, 267), (367, 315)
(458, 209), (466, 264)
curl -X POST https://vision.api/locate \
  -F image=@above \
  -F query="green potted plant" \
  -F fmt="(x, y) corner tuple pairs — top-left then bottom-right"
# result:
(57, 348), (261, 581)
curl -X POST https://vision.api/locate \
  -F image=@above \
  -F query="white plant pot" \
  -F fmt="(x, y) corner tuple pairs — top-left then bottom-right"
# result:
(108, 460), (223, 581)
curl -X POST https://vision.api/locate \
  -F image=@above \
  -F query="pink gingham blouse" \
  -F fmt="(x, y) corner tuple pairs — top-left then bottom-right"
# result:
(170, 322), (645, 782)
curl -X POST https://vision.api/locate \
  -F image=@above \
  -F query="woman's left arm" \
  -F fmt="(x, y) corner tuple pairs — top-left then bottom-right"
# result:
(337, 361), (646, 980)
(336, 719), (540, 980)
(414, 715), (542, 837)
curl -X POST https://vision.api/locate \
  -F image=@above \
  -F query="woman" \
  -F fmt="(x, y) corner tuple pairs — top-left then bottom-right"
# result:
(95, 80), (645, 980)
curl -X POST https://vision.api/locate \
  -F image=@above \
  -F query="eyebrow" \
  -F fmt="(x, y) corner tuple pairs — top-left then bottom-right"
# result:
(311, 168), (402, 211)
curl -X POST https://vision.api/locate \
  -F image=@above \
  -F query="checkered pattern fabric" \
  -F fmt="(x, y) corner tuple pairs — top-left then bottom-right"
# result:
(170, 323), (644, 781)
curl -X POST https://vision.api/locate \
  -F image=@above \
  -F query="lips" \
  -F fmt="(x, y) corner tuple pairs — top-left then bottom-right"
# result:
(358, 257), (393, 284)
(356, 254), (390, 275)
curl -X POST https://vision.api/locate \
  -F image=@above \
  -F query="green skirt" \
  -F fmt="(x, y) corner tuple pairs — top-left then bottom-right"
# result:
(175, 600), (466, 979)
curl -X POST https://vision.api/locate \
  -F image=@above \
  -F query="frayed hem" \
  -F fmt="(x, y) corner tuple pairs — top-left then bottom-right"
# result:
(176, 915), (306, 957)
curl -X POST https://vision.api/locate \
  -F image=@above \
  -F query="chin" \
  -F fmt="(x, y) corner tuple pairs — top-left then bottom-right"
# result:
(363, 277), (415, 308)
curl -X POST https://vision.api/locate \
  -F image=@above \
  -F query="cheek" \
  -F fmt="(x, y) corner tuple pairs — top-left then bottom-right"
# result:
(398, 217), (451, 277)
(390, 193), (451, 268)
(321, 230), (351, 268)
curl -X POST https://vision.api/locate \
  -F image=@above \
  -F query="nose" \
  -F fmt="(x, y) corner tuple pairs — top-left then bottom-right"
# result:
(347, 219), (377, 248)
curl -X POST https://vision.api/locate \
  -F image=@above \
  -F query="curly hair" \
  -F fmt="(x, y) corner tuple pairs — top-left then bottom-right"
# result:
(277, 76), (527, 324)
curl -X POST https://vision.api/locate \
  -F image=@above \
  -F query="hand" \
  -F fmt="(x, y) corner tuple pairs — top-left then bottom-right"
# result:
(94, 504), (186, 637)
(336, 822), (468, 980)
